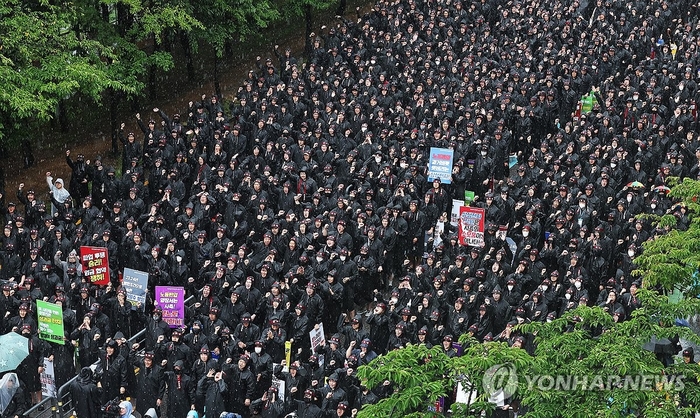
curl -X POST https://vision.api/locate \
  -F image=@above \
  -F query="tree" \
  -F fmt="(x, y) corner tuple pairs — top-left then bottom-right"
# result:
(188, 0), (279, 96)
(633, 178), (700, 296)
(356, 292), (700, 417)
(281, 0), (335, 56)
(0, 0), (137, 148)
(0, 0), (202, 153)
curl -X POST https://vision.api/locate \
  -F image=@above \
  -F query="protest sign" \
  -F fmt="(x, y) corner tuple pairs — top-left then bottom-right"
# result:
(271, 376), (286, 402)
(464, 191), (475, 205)
(427, 147), (454, 184)
(122, 268), (148, 310)
(37, 300), (64, 343)
(80, 246), (110, 285)
(309, 322), (326, 366)
(41, 357), (56, 398)
(155, 286), (185, 328)
(309, 322), (326, 351)
(458, 206), (486, 247)
(451, 199), (463, 227)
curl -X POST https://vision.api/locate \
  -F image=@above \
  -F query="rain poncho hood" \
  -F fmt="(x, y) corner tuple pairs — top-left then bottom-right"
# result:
(119, 400), (135, 418)
(0, 373), (19, 414)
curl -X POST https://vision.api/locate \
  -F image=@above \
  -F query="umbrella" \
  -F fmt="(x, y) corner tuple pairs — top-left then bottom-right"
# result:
(0, 333), (29, 373)
(653, 185), (671, 194)
(626, 181), (645, 189)
(642, 336), (676, 354)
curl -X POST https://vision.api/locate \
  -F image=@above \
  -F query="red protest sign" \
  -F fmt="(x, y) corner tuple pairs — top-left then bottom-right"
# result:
(80, 246), (110, 285)
(458, 206), (485, 247)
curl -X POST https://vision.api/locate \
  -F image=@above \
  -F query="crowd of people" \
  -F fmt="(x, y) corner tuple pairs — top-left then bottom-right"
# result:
(1, 0), (700, 416)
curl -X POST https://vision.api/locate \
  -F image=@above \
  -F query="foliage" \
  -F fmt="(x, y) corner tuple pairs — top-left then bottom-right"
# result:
(188, 0), (279, 58)
(355, 293), (700, 417)
(0, 0), (128, 143)
(633, 178), (700, 295)
(0, 0), (204, 146)
(282, 0), (335, 19)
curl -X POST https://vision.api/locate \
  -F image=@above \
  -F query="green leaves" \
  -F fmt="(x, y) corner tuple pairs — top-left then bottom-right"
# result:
(355, 293), (700, 417)
(634, 178), (700, 294)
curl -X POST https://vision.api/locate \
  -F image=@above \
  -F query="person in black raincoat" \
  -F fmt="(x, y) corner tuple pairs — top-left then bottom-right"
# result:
(164, 360), (196, 418)
(294, 388), (323, 418)
(69, 368), (101, 418)
(17, 324), (49, 405)
(130, 351), (165, 415)
(255, 385), (285, 418)
(95, 339), (128, 405)
(65, 150), (90, 201)
(365, 303), (390, 355)
(197, 365), (227, 418)
(223, 354), (255, 415)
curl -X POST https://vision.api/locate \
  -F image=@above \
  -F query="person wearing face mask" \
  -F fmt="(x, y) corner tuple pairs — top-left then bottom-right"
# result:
(183, 320), (207, 357)
(142, 305), (170, 351)
(294, 388), (322, 418)
(474, 144), (494, 195)
(330, 248), (358, 314)
(569, 276), (589, 302)
(559, 288), (578, 316)
(502, 278), (522, 308)
(249, 341), (273, 400)
(170, 249), (191, 292)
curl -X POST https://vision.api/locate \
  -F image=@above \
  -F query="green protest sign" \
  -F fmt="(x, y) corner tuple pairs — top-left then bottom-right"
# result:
(465, 190), (475, 205)
(37, 300), (64, 343)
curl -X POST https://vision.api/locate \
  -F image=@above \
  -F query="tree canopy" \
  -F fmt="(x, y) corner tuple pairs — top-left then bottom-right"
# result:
(357, 292), (700, 417)
(0, 0), (321, 147)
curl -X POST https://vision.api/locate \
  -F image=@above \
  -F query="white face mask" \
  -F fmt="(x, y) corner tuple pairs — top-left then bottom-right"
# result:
(628, 250), (635, 257)
(523, 231), (529, 237)
(400, 162), (408, 169)
(340, 256), (347, 262)
(390, 297), (398, 304)
(176, 256), (182, 263)
(574, 281), (581, 289)
(316, 257), (324, 263)
(650, 204), (657, 209)
(481, 151), (488, 156)
(254, 347), (262, 354)
(579, 203), (586, 209)
(565, 293), (571, 300)
(627, 195), (632, 202)
(541, 285), (548, 292)
(507, 285), (514, 291)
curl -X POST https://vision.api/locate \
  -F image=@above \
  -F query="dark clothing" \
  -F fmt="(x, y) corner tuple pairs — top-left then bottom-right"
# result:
(69, 369), (102, 418)
(164, 371), (196, 418)
(197, 376), (227, 418)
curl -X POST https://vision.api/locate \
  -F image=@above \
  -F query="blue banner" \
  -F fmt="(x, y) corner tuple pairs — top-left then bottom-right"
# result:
(122, 268), (149, 310)
(427, 147), (454, 184)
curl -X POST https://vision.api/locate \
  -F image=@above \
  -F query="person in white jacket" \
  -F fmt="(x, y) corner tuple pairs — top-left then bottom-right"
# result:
(46, 171), (71, 215)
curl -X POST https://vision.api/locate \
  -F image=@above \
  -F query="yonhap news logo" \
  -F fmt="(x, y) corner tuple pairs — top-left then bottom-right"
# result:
(481, 364), (686, 398)
(482, 363), (518, 399)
